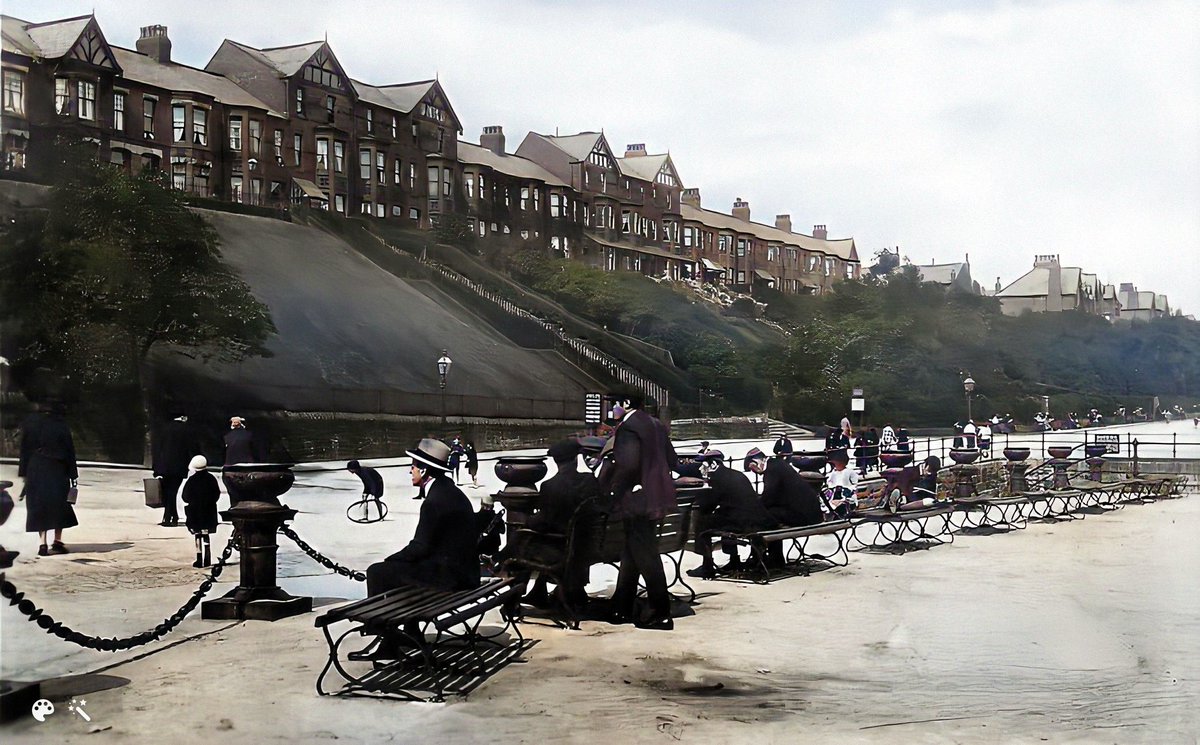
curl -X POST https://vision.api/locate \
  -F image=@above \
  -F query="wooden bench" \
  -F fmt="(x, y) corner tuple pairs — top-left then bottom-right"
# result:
(314, 577), (527, 702)
(597, 494), (699, 604)
(849, 503), (956, 550)
(707, 520), (852, 583)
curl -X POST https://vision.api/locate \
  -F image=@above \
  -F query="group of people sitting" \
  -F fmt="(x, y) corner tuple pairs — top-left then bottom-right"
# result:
(355, 413), (949, 652)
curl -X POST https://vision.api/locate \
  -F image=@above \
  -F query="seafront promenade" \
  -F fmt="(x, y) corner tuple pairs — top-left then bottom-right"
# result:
(2, 420), (1198, 743)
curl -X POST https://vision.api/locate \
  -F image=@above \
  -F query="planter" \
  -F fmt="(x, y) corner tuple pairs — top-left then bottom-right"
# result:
(494, 456), (548, 490)
(220, 463), (295, 507)
(1083, 444), (1108, 458)
(1002, 447), (1031, 462)
(879, 452), (913, 468)
(1047, 446), (1074, 459)
(949, 448), (980, 465)
(791, 452), (827, 472)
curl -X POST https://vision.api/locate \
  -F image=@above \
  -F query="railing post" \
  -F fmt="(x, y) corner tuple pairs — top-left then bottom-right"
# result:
(1132, 438), (1140, 476)
(1173, 433), (1177, 458)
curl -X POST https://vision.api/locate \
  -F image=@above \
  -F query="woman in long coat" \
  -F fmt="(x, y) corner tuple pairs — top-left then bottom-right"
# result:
(182, 455), (221, 568)
(18, 404), (79, 555)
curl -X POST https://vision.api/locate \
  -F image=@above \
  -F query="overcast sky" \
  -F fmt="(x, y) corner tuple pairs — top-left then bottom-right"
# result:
(9, 0), (1200, 314)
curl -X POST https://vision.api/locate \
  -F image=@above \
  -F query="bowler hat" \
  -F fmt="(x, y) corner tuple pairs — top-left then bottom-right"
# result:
(696, 449), (725, 464)
(406, 438), (452, 472)
(548, 439), (582, 463)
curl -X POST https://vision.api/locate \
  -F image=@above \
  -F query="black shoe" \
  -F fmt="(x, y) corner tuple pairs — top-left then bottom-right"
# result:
(50, 541), (68, 555)
(716, 560), (742, 574)
(347, 639), (402, 662)
(607, 611), (635, 626)
(635, 615), (674, 631)
(686, 565), (716, 579)
(38, 545), (49, 557)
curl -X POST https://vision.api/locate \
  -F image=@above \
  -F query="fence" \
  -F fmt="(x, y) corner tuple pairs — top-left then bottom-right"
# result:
(371, 233), (670, 410)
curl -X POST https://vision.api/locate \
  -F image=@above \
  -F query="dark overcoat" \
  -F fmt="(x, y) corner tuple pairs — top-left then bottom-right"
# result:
(608, 409), (678, 521)
(182, 470), (221, 533)
(386, 476), (480, 592)
(761, 458), (823, 526)
(19, 412), (79, 533)
(153, 419), (199, 479)
(696, 465), (777, 533)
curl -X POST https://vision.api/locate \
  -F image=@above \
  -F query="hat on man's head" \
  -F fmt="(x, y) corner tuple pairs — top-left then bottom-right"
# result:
(696, 449), (725, 464)
(547, 438), (582, 463)
(743, 447), (767, 471)
(406, 438), (452, 472)
(827, 447), (850, 465)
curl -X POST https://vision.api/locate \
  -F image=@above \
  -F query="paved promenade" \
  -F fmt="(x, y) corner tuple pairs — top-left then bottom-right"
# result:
(2, 421), (1198, 743)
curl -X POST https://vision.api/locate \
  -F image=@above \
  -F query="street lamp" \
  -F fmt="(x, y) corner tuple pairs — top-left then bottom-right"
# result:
(963, 375), (976, 422)
(437, 350), (452, 427)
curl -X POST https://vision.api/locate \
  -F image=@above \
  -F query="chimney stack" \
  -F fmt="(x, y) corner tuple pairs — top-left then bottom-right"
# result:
(480, 125), (505, 156)
(681, 188), (701, 208)
(774, 214), (792, 233)
(732, 198), (750, 222)
(136, 25), (172, 64)
(624, 143), (646, 157)
(812, 224), (827, 240)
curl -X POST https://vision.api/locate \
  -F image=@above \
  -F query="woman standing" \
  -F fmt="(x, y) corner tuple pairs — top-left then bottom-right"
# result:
(182, 455), (221, 567)
(19, 402), (78, 556)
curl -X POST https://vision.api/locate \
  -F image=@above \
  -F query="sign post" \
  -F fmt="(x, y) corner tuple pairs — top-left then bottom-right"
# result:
(851, 387), (865, 428)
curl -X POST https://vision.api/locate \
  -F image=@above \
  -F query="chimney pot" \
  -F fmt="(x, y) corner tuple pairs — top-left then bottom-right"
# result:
(812, 224), (827, 240)
(732, 199), (750, 221)
(480, 125), (505, 156)
(136, 24), (171, 63)
(774, 214), (792, 233)
(681, 188), (701, 208)
(624, 143), (646, 157)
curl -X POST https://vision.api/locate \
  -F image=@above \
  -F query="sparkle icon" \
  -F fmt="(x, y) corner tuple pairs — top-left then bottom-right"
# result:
(67, 698), (91, 722)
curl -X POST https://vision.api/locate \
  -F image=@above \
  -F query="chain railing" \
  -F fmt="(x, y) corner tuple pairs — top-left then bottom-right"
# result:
(0, 533), (238, 651)
(278, 526), (366, 582)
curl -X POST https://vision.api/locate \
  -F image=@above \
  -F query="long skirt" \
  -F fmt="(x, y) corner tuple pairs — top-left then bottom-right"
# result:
(24, 454), (78, 533)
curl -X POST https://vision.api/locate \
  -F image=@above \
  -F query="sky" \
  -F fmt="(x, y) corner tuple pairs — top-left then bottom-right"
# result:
(7, 0), (1200, 314)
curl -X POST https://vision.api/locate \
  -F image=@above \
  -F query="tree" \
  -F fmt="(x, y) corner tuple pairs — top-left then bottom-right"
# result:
(868, 247), (900, 277)
(0, 143), (275, 459)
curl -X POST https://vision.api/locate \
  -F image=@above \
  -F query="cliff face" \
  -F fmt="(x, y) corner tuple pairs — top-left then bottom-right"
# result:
(141, 209), (593, 418)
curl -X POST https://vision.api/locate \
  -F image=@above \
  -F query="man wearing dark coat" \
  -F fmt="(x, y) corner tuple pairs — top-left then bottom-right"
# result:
(603, 392), (678, 630)
(19, 403), (78, 555)
(152, 413), (199, 527)
(366, 439), (479, 596)
(181, 455), (221, 567)
(749, 451), (824, 528)
(687, 451), (778, 578)
(773, 434), (794, 457)
(222, 416), (264, 505)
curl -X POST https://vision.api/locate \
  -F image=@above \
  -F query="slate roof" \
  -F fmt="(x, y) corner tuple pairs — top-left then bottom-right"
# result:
(617, 153), (671, 183)
(537, 132), (605, 161)
(997, 265), (1083, 298)
(914, 262), (966, 285)
(352, 79), (436, 114)
(112, 46), (281, 116)
(680, 203), (857, 262)
(457, 141), (567, 187)
(2, 14), (90, 58)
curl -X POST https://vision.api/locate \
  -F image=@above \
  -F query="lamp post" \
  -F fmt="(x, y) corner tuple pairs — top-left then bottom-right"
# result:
(963, 375), (976, 423)
(437, 350), (452, 426)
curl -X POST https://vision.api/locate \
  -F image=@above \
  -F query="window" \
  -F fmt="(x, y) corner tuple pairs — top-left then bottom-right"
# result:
(194, 108), (207, 145)
(334, 194), (345, 214)
(293, 133), (302, 166)
(550, 192), (561, 218)
(316, 138), (328, 169)
(143, 98), (156, 139)
(621, 210), (631, 233)
(230, 175), (243, 203)
(736, 239), (747, 257)
(3, 71), (24, 114)
(478, 174), (485, 196)
(325, 95), (335, 121)
(409, 207), (420, 221)
(408, 164), (415, 189)
(392, 205), (402, 216)
(375, 203), (385, 218)
(683, 227), (694, 248)
(465, 173), (474, 198)
(361, 200), (372, 215)
(76, 80), (95, 120)
(55, 78), (70, 115)
(394, 159), (402, 185)
(172, 104), (186, 141)
(421, 102), (443, 122)
(443, 169), (451, 199)
(248, 120), (261, 154)
(428, 166), (439, 197)
(303, 60), (342, 89)
(533, 189), (540, 212)
(391, 116), (397, 139)
(824, 258), (833, 276)
(334, 141), (345, 172)
(229, 118), (242, 150)
(112, 92), (125, 131)
(359, 149), (371, 180)
(250, 178), (262, 206)
(478, 221), (486, 237)
(295, 87), (304, 115)
(376, 152), (385, 184)
(719, 235), (731, 253)
(172, 161), (186, 190)
(737, 271), (746, 284)
(520, 187), (529, 211)
(272, 129), (282, 161)
(365, 108), (373, 132)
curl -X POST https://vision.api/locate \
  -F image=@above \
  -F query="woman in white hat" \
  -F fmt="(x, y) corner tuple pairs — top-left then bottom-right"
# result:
(181, 455), (220, 567)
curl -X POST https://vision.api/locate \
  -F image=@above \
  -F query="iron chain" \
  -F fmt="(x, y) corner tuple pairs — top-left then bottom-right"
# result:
(0, 533), (239, 652)
(278, 525), (367, 582)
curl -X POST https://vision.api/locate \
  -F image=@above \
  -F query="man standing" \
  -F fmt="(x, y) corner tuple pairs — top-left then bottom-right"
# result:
(222, 416), (262, 505)
(152, 412), (197, 527)
(772, 433), (794, 457)
(604, 392), (678, 631)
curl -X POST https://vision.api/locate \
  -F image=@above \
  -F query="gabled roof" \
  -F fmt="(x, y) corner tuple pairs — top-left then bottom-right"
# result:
(249, 40), (324, 76)
(457, 141), (567, 187)
(913, 262), (967, 285)
(997, 265), (1084, 298)
(112, 46), (282, 117)
(540, 131), (608, 161)
(353, 79), (434, 114)
(3, 14), (119, 71)
(680, 203), (857, 262)
(616, 152), (683, 186)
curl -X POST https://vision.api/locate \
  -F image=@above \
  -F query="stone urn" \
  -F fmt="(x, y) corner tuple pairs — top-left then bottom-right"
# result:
(493, 455), (549, 529)
(948, 448), (980, 465)
(1003, 448), (1031, 493)
(1084, 444), (1108, 459)
(791, 452), (827, 472)
(879, 451), (913, 469)
(1003, 447), (1031, 462)
(1047, 446), (1075, 460)
(202, 463), (310, 622)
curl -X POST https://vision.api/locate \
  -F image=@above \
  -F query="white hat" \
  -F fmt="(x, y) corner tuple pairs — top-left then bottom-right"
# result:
(406, 438), (452, 472)
(189, 455), (208, 471)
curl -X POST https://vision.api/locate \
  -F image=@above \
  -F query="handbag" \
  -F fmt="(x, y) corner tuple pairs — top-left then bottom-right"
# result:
(144, 477), (163, 508)
(67, 487), (79, 505)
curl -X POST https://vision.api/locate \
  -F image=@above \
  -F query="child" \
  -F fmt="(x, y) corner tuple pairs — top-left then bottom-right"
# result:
(823, 449), (860, 518)
(181, 455), (220, 568)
